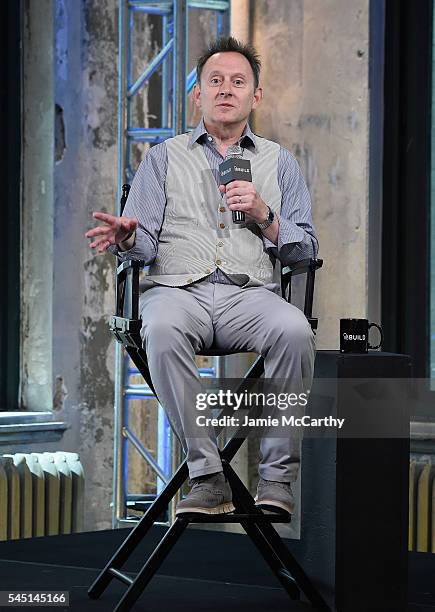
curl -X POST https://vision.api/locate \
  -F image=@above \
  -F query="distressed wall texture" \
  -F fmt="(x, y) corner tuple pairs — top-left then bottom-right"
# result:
(21, 0), (54, 412)
(51, 0), (167, 531)
(52, 0), (119, 530)
(252, 0), (370, 348)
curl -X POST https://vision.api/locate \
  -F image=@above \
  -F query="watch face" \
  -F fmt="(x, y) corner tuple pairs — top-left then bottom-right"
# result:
(267, 208), (274, 223)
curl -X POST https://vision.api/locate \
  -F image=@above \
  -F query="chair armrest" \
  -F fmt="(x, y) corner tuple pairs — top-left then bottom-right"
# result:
(281, 258), (323, 324)
(115, 258), (145, 320)
(281, 258), (323, 280)
(110, 185), (145, 348)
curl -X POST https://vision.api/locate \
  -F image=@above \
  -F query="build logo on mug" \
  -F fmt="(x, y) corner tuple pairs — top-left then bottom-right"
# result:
(340, 319), (383, 353)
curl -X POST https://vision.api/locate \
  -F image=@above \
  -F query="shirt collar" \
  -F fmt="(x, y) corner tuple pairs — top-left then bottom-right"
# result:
(188, 118), (257, 151)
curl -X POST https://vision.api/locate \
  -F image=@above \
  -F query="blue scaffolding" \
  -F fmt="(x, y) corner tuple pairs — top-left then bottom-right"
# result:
(113, 0), (230, 528)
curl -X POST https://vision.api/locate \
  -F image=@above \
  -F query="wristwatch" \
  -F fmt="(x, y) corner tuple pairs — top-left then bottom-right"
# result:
(256, 206), (275, 230)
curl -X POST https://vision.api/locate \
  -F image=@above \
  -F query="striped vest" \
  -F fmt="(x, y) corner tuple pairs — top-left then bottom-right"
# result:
(146, 131), (281, 288)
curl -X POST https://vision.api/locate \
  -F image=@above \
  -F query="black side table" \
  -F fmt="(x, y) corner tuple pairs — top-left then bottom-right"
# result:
(286, 350), (412, 612)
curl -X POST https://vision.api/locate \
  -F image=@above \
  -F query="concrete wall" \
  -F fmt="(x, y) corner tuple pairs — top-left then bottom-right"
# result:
(21, 0), (54, 412)
(17, 0), (123, 531)
(252, 0), (371, 349)
(51, 0), (119, 531)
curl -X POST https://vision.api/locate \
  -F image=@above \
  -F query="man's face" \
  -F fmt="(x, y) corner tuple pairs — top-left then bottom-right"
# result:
(193, 51), (263, 128)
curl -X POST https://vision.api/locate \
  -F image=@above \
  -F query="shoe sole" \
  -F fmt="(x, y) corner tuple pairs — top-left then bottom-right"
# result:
(175, 502), (235, 516)
(254, 495), (294, 515)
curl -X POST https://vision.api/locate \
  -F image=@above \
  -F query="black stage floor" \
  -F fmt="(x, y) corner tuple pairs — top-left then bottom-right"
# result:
(0, 527), (434, 612)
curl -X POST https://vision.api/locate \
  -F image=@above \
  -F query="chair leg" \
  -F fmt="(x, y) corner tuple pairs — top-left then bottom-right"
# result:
(239, 518), (301, 600)
(223, 462), (332, 611)
(249, 519), (331, 611)
(113, 518), (188, 612)
(88, 461), (188, 599)
(223, 463), (300, 600)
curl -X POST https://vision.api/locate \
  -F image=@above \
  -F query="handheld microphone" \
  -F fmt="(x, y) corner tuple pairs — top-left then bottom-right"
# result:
(219, 145), (252, 224)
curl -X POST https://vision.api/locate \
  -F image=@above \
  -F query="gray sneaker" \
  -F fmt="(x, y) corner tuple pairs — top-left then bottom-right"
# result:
(175, 471), (235, 516)
(254, 477), (295, 515)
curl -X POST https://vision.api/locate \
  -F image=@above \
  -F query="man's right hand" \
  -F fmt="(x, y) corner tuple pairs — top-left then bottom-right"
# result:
(85, 212), (138, 253)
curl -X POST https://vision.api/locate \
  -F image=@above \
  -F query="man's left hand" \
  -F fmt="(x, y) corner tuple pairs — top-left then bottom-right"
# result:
(219, 181), (268, 224)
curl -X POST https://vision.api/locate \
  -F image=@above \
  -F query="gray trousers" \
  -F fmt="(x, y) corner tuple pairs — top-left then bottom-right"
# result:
(139, 280), (316, 483)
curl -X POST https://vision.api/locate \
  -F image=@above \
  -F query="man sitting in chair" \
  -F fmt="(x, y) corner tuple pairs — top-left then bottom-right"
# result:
(86, 37), (318, 517)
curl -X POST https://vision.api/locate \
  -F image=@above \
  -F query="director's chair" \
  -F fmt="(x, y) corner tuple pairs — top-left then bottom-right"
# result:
(88, 184), (328, 611)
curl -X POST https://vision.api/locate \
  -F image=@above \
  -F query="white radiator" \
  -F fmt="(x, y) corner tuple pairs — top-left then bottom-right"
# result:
(0, 452), (85, 541)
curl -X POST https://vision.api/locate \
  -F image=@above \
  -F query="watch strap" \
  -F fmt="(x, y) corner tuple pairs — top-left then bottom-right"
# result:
(256, 206), (274, 230)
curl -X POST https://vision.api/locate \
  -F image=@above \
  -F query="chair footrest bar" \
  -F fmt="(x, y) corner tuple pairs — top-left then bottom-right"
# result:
(178, 512), (291, 523)
(108, 568), (134, 586)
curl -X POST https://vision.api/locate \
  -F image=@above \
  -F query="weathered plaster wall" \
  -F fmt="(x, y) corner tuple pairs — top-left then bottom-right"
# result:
(21, 0), (54, 412)
(51, 0), (119, 531)
(50, 0), (159, 531)
(252, 0), (370, 348)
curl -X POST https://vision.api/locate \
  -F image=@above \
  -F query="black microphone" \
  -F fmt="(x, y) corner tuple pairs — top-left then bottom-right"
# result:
(219, 145), (252, 224)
